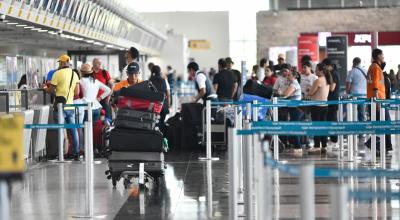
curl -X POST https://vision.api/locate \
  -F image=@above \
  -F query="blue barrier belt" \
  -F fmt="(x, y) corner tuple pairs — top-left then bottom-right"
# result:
(349, 191), (400, 201)
(211, 99), (400, 107)
(264, 156), (400, 178)
(63, 104), (88, 108)
(238, 120), (400, 136)
(25, 124), (84, 129)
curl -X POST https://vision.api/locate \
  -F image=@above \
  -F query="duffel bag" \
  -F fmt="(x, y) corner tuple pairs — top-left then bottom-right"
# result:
(117, 96), (163, 113)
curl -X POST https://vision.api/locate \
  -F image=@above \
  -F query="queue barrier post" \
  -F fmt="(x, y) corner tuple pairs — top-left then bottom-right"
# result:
(396, 96), (400, 169)
(234, 107), (244, 194)
(246, 103), (251, 121)
(371, 99), (377, 165)
(57, 103), (65, 162)
(300, 163), (315, 220)
(352, 98), (359, 158)
(243, 120), (254, 220)
(87, 102), (93, 123)
(272, 97), (279, 160)
(228, 127), (239, 220)
(338, 100), (344, 160)
(347, 100), (354, 162)
(379, 105), (386, 168)
(199, 100), (219, 161)
(330, 185), (348, 220)
(0, 180), (10, 220)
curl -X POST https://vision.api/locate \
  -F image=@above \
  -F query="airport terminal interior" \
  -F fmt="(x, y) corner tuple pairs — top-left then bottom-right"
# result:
(1, 0), (400, 219)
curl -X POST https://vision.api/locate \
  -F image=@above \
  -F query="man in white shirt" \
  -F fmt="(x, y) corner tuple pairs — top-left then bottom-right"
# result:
(300, 61), (318, 99)
(121, 47), (139, 80)
(346, 57), (367, 121)
(187, 62), (216, 105)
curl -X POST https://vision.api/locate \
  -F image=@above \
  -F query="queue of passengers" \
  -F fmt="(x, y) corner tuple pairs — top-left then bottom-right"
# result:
(253, 49), (393, 156)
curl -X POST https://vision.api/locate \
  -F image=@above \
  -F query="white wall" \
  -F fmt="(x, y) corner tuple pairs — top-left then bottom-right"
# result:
(144, 11), (230, 72)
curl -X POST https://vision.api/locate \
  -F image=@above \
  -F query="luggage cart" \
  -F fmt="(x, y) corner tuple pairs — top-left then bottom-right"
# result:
(202, 107), (227, 149)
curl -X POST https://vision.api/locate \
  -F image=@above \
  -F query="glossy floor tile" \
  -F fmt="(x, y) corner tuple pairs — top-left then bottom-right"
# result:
(8, 144), (400, 220)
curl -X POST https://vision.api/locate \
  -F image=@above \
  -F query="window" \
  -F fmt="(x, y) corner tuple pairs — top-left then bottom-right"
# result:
(61, 0), (71, 16)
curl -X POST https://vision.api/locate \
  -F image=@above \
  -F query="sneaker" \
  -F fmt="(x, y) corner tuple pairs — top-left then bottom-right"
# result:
(73, 154), (80, 161)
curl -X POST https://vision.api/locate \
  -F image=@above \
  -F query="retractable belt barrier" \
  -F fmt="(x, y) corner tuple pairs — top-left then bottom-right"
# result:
(225, 97), (400, 220)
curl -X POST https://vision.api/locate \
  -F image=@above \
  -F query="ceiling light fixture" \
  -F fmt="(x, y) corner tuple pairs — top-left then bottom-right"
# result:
(16, 24), (27, 27)
(24, 26), (34, 29)
(6, 22), (18, 25)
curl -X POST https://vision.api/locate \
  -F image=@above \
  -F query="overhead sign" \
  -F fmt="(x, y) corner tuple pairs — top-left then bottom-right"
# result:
(326, 36), (348, 86)
(297, 35), (319, 71)
(0, 113), (25, 178)
(188, 40), (211, 50)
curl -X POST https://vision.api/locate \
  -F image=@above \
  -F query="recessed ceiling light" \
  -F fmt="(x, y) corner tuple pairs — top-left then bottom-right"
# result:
(7, 22), (18, 25)
(24, 26), (34, 29)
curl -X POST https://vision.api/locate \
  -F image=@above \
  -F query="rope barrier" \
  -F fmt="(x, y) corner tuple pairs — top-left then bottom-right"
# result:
(238, 120), (400, 136)
(264, 156), (400, 178)
(25, 123), (84, 129)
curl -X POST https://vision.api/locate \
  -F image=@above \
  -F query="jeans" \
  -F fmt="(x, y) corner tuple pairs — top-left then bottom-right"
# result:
(100, 99), (112, 124)
(83, 109), (101, 123)
(288, 107), (303, 148)
(357, 104), (365, 122)
(54, 109), (79, 155)
(327, 104), (338, 143)
(311, 106), (328, 148)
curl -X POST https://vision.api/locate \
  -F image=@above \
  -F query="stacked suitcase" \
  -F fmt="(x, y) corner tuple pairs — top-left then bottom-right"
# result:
(106, 81), (166, 188)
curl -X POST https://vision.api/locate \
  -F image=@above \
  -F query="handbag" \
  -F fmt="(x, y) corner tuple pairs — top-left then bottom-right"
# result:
(53, 69), (74, 111)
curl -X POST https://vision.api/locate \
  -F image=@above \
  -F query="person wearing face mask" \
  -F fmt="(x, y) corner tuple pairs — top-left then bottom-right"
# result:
(366, 48), (392, 153)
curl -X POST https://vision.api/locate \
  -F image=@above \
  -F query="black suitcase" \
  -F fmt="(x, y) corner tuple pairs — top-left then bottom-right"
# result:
(181, 103), (204, 150)
(108, 151), (164, 162)
(164, 113), (183, 151)
(118, 82), (165, 102)
(115, 109), (158, 130)
(109, 128), (165, 152)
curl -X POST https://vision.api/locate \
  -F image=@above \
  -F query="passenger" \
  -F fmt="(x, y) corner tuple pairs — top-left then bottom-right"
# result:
(262, 67), (277, 87)
(208, 67), (216, 81)
(18, 74), (27, 89)
(273, 54), (286, 74)
(167, 65), (175, 90)
(346, 57), (367, 121)
(43, 55), (80, 161)
(92, 58), (113, 124)
(121, 47), (139, 81)
(187, 62), (216, 105)
(322, 58), (340, 147)
(257, 58), (267, 81)
(281, 69), (303, 154)
(308, 63), (331, 154)
(79, 63), (112, 122)
(213, 58), (238, 102)
(273, 64), (291, 148)
(366, 48), (392, 152)
(147, 62), (154, 76)
(300, 61), (318, 100)
(149, 65), (170, 128)
(396, 64), (400, 89)
(226, 57), (242, 101)
(388, 69), (397, 92)
(113, 62), (142, 92)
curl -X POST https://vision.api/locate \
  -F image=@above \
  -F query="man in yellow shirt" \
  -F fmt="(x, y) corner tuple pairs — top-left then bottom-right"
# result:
(113, 62), (142, 92)
(43, 54), (80, 160)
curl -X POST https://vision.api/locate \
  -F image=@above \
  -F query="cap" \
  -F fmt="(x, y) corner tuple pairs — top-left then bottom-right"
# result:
(225, 57), (234, 64)
(80, 63), (93, 74)
(58, 54), (70, 62)
(127, 62), (140, 75)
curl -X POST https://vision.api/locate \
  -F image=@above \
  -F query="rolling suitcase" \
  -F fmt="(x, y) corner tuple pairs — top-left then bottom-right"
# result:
(109, 128), (165, 152)
(116, 82), (165, 113)
(115, 109), (158, 130)
(108, 151), (164, 162)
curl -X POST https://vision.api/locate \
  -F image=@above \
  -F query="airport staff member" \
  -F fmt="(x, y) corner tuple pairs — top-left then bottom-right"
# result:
(42, 54), (80, 161)
(187, 61), (216, 105)
(113, 62), (142, 92)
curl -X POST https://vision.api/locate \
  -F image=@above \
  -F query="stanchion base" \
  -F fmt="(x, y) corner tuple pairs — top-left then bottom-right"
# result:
(198, 157), (220, 161)
(71, 214), (107, 219)
(48, 159), (72, 163)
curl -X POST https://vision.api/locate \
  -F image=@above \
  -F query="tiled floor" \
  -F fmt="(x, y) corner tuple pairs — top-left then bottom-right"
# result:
(8, 143), (400, 220)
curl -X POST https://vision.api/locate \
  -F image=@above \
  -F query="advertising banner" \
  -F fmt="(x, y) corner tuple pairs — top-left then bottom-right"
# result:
(297, 35), (319, 71)
(326, 36), (348, 86)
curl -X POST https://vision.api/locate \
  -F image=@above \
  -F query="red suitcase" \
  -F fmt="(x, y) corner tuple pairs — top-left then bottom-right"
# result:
(117, 97), (163, 113)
